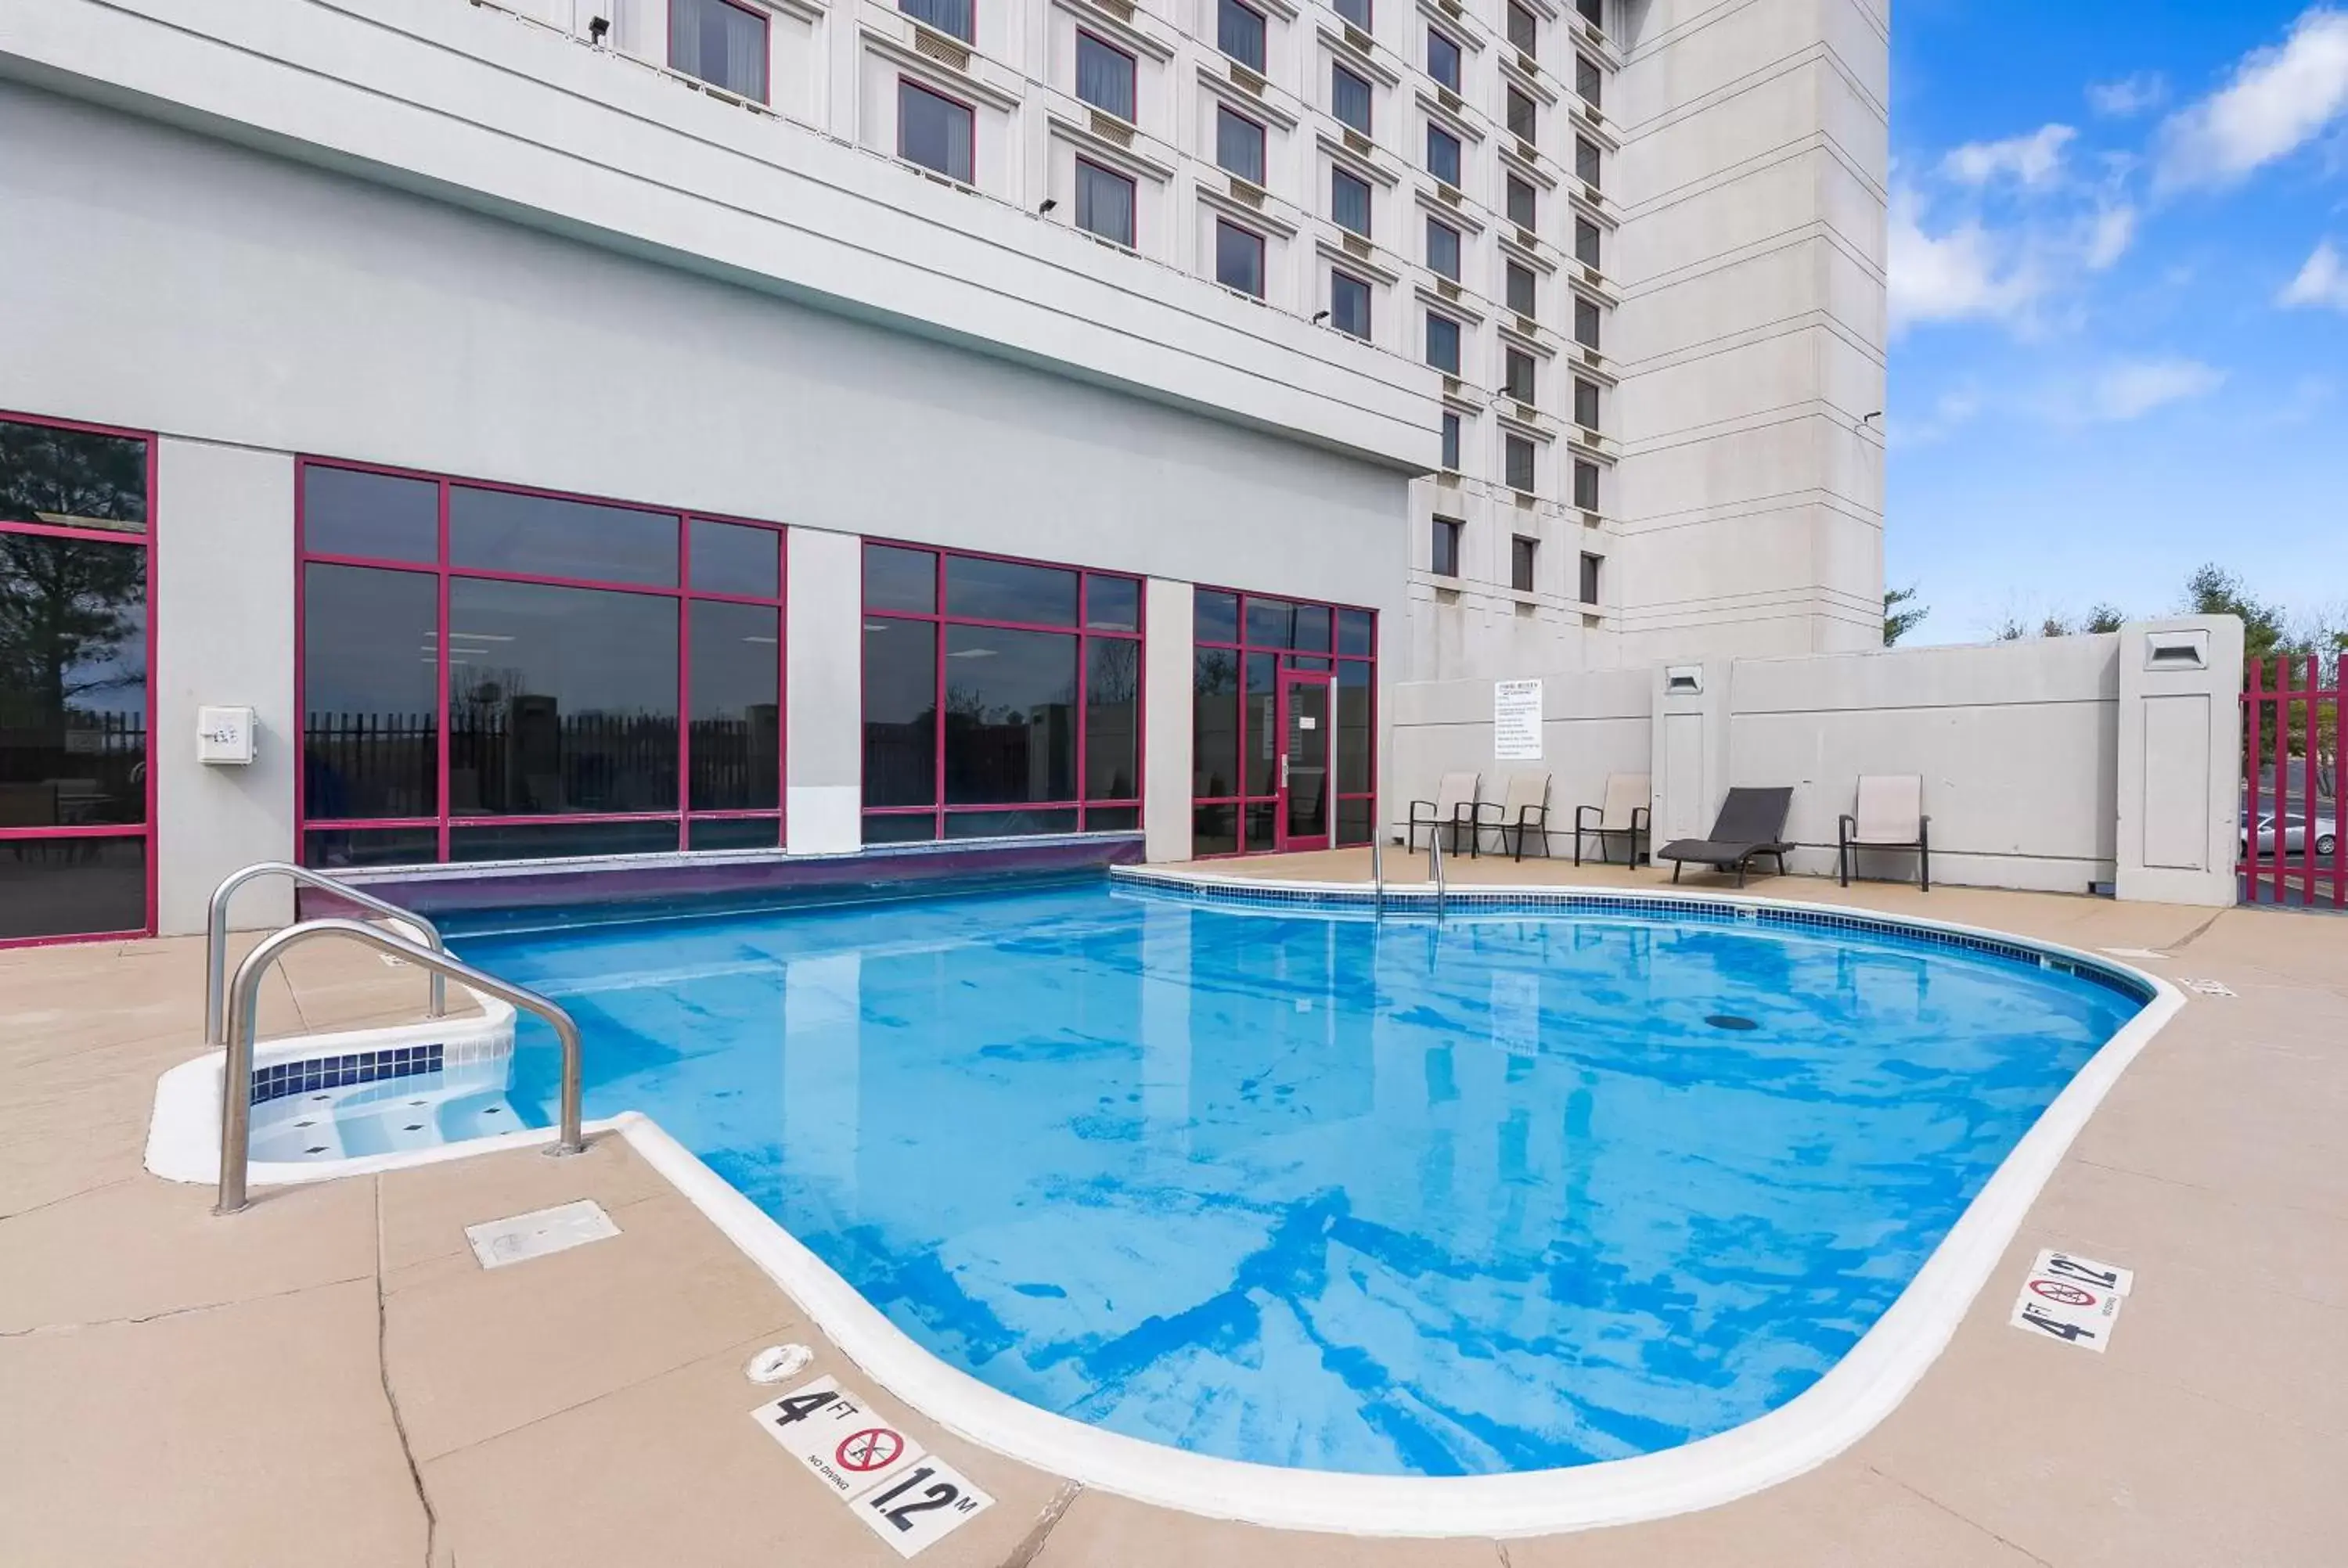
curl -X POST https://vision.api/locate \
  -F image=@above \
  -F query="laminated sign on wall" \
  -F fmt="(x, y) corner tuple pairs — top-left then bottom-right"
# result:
(1494, 678), (1543, 761)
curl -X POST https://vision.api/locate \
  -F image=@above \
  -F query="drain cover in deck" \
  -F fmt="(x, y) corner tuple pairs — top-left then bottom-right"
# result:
(465, 1199), (620, 1269)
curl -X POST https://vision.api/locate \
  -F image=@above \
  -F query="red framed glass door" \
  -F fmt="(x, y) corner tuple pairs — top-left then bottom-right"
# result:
(1277, 670), (1333, 851)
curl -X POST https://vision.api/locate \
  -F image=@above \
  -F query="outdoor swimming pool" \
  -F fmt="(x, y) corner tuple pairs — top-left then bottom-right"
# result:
(246, 876), (2150, 1479)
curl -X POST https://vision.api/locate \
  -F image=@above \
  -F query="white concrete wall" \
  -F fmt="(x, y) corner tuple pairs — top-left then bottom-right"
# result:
(785, 527), (864, 858)
(153, 440), (297, 933)
(1143, 577), (1195, 864)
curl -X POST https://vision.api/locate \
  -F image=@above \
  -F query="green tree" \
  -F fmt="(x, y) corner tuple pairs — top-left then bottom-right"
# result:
(2184, 564), (2290, 662)
(1882, 584), (1928, 646)
(2083, 604), (2126, 635)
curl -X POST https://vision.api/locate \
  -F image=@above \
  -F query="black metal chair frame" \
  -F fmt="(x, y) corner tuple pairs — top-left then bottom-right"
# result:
(1838, 815), (1931, 891)
(1406, 797), (1481, 856)
(1476, 799), (1552, 861)
(1572, 803), (1650, 867)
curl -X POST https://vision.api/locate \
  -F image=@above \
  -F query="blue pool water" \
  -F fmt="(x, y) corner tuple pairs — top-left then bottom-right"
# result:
(359, 882), (2144, 1475)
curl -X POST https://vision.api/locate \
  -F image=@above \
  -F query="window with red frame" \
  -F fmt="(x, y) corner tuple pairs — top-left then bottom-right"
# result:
(861, 543), (1141, 843)
(0, 412), (153, 943)
(296, 459), (786, 868)
(670, 0), (769, 102)
(1191, 588), (1375, 855)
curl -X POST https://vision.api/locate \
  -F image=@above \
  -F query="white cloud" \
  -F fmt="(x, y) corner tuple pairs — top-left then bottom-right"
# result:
(1943, 124), (2077, 189)
(2088, 73), (2170, 118)
(2088, 358), (2227, 421)
(2083, 203), (2137, 270)
(2157, 8), (2348, 189)
(1888, 188), (2043, 335)
(2280, 239), (2348, 308)
(1888, 390), (1982, 449)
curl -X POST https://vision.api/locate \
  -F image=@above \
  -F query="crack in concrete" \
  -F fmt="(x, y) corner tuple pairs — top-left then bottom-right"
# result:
(375, 1178), (443, 1568)
(0, 1272), (372, 1337)
(995, 1480), (1083, 1568)
(1867, 1464), (2054, 1566)
(0, 1174), (135, 1225)
(1493, 1541), (1515, 1568)
(2163, 908), (2227, 953)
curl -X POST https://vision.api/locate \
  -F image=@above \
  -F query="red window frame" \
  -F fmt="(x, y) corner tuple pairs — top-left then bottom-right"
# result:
(1190, 587), (1377, 859)
(1331, 59), (1374, 135)
(294, 457), (787, 868)
(1074, 28), (1139, 123)
(860, 541), (1145, 843)
(1074, 156), (1138, 248)
(0, 408), (157, 948)
(668, 0), (772, 106)
(899, 76), (978, 185)
(1215, 103), (1268, 185)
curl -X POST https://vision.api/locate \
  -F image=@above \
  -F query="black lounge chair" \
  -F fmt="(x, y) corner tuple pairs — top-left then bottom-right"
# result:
(1657, 787), (1795, 887)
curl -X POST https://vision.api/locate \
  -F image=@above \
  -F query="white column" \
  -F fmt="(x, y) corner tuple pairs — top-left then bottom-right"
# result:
(153, 439), (297, 935)
(2116, 616), (2245, 906)
(785, 525), (863, 856)
(1649, 657), (1732, 846)
(1143, 576), (1194, 862)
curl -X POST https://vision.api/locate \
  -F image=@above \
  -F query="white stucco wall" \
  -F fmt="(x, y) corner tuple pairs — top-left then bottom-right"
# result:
(785, 526), (865, 858)
(1388, 667), (1652, 854)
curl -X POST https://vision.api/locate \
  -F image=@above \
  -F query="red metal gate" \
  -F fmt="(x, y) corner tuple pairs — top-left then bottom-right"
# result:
(2242, 654), (2343, 908)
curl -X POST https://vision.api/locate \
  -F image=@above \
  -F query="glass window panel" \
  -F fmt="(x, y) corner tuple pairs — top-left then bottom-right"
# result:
(0, 419), (147, 534)
(1573, 458), (1600, 511)
(1335, 0), (1370, 26)
(303, 466), (438, 563)
(1424, 312), (1460, 373)
(1085, 805), (1140, 833)
(1244, 800), (1277, 851)
(944, 807), (1081, 839)
(864, 812), (939, 844)
(1427, 124), (1460, 186)
(1428, 29), (1460, 91)
(1338, 609), (1374, 656)
(1075, 160), (1136, 248)
(1075, 33), (1136, 121)
(1192, 648), (1240, 797)
(1576, 216), (1602, 267)
(689, 518), (780, 598)
(862, 616), (937, 807)
(1505, 435), (1536, 492)
(1085, 574), (1141, 631)
(1, 535), (148, 827)
(302, 827), (439, 871)
(689, 600), (780, 811)
(1576, 297), (1601, 348)
(1330, 271), (1370, 340)
(448, 820), (682, 861)
(946, 556), (1078, 624)
(301, 563), (438, 821)
(1084, 637), (1140, 800)
(1577, 53), (1602, 106)
(1244, 652), (1278, 795)
(1287, 656), (1331, 672)
(1332, 65), (1371, 134)
(899, 81), (975, 184)
(1581, 550), (1603, 605)
(445, 577), (679, 815)
(1192, 802), (1239, 856)
(1440, 411), (1460, 469)
(863, 544), (937, 613)
(448, 486), (677, 587)
(1215, 221), (1265, 297)
(1216, 107), (1266, 183)
(1431, 517), (1460, 576)
(1579, 0), (1603, 25)
(1426, 217), (1460, 279)
(1504, 348), (1536, 403)
(1292, 604), (1331, 652)
(1337, 662), (1372, 799)
(1507, 175), (1536, 227)
(901, 0), (972, 42)
(1219, 0), (1266, 71)
(689, 817), (782, 851)
(1336, 797), (1370, 848)
(671, 0), (768, 99)
(1193, 588), (1240, 644)
(1576, 136), (1602, 185)
(1507, 261), (1537, 316)
(1507, 2), (1537, 55)
(1244, 597), (1295, 648)
(1512, 534), (1538, 592)
(942, 624), (1076, 804)
(1575, 377), (1601, 428)
(1332, 167), (1371, 236)
(0, 835), (146, 939)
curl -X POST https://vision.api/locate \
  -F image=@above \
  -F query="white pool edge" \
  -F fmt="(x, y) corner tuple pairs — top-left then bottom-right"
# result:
(143, 876), (2184, 1537)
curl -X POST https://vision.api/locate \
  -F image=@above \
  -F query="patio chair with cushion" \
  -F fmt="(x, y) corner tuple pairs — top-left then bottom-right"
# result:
(1573, 773), (1651, 867)
(1475, 771), (1553, 861)
(1839, 774), (1930, 891)
(1656, 786), (1795, 887)
(1406, 771), (1481, 855)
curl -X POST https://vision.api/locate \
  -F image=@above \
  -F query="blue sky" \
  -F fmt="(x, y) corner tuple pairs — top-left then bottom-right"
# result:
(1887, 2), (2348, 643)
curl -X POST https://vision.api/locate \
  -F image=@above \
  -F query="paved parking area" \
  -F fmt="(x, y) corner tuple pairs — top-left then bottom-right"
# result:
(2, 860), (2343, 1566)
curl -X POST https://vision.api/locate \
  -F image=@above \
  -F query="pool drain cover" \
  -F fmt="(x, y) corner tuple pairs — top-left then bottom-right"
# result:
(1705, 1014), (1759, 1031)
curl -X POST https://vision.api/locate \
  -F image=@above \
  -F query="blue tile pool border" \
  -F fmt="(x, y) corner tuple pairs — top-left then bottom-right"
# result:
(250, 1043), (446, 1105)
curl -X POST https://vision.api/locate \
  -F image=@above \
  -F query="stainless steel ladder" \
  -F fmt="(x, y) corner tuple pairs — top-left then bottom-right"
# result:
(207, 866), (585, 1215)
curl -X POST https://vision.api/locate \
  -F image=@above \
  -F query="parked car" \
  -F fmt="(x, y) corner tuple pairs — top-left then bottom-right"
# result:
(2241, 812), (2339, 859)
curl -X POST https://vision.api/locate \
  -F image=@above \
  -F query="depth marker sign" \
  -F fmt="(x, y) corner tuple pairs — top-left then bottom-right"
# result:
(750, 1376), (995, 1556)
(2008, 1248), (2133, 1353)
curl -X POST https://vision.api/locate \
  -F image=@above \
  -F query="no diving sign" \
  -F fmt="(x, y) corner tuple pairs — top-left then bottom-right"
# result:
(750, 1376), (995, 1558)
(2008, 1248), (2134, 1353)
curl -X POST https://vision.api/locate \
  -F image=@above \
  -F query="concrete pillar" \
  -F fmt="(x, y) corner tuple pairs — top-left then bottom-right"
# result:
(1648, 658), (1733, 847)
(1143, 577), (1194, 862)
(154, 438), (297, 935)
(2115, 615), (2245, 906)
(785, 526), (863, 856)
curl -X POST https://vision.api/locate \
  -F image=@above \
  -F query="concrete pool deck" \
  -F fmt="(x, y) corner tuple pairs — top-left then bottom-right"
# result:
(2, 856), (2343, 1566)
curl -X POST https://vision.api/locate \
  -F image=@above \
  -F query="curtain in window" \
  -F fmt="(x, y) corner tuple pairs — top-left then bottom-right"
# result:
(672, 0), (768, 100)
(902, 0), (974, 41)
(1076, 38), (1135, 120)
(1075, 163), (1135, 246)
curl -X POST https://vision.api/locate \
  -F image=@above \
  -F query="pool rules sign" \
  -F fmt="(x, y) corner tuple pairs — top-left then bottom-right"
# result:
(1494, 678), (1543, 761)
(752, 1376), (995, 1557)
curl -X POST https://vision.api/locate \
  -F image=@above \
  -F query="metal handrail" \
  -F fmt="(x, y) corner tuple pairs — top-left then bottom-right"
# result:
(207, 861), (445, 1046)
(1429, 823), (1448, 917)
(1370, 829), (1386, 915)
(215, 919), (585, 1214)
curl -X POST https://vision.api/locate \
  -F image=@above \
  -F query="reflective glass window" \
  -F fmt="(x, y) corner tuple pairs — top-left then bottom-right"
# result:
(946, 555), (1078, 624)
(864, 545), (938, 613)
(942, 624), (1076, 804)
(0, 419), (146, 533)
(1194, 588), (1241, 644)
(862, 617), (937, 807)
(690, 519), (781, 598)
(301, 564), (438, 820)
(689, 600), (780, 811)
(1085, 575), (1141, 631)
(1193, 648), (1241, 797)
(448, 485), (678, 587)
(1085, 638), (1140, 800)
(0, 535), (148, 826)
(304, 466), (438, 563)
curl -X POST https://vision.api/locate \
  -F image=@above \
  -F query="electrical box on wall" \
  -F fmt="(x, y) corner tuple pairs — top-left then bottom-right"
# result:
(196, 706), (256, 766)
